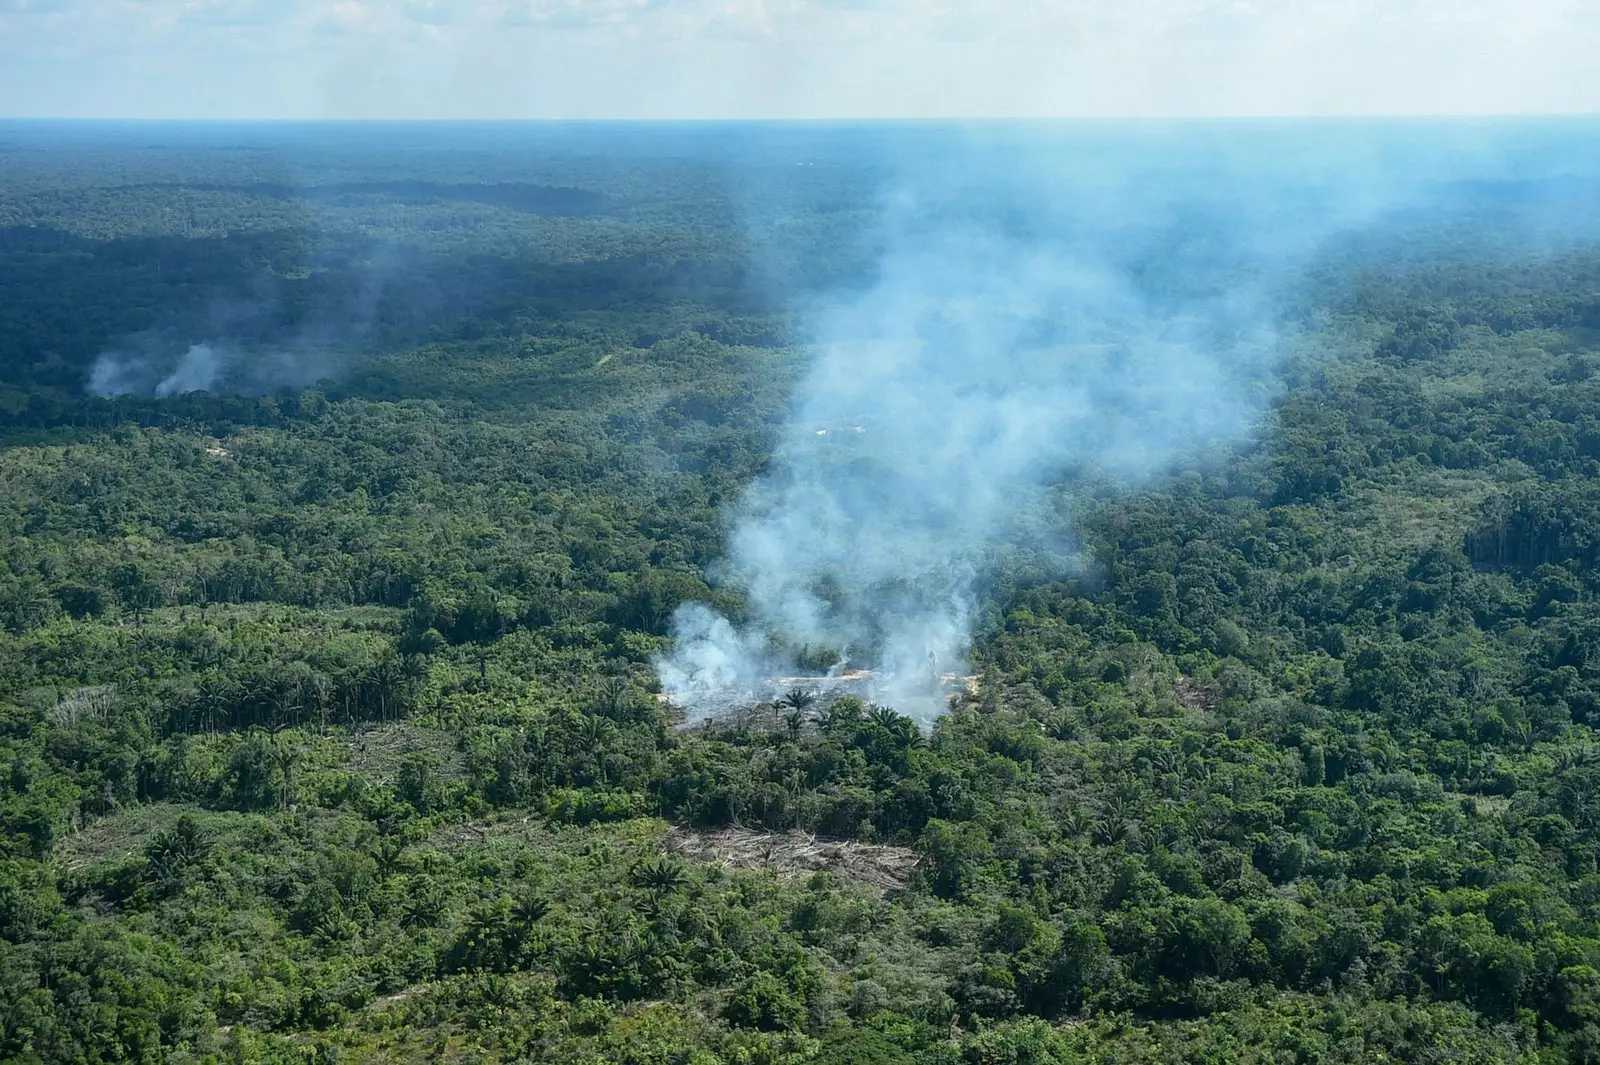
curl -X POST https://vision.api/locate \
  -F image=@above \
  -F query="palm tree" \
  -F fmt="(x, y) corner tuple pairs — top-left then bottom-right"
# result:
(144, 813), (211, 885)
(867, 704), (901, 732)
(778, 687), (817, 713)
(455, 899), (516, 972)
(630, 856), (686, 899)
(1104, 791), (1137, 823)
(596, 676), (633, 720)
(511, 894), (550, 934)
(889, 715), (925, 749)
(368, 655), (409, 722)
(1091, 817), (1134, 847)
(401, 882), (448, 929)
(1556, 746), (1596, 772)
(271, 738), (302, 810)
(577, 715), (617, 784)
(374, 836), (407, 876)
(401, 653), (431, 699)
(1045, 713), (1078, 741)
(773, 688), (817, 742)
(1508, 716), (1535, 752)
(196, 673), (238, 734)
(1153, 748), (1183, 776)
(304, 672), (332, 734)
(268, 684), (300, 734)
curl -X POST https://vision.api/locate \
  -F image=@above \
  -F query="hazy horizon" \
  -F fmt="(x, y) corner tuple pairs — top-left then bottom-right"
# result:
(2, 1), (1595, 121)
(5, 115), (1600, 124)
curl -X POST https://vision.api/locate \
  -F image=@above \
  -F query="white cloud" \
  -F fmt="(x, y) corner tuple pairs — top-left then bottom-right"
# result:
(175, 0), (282, 24)
(495, 0), (663, 30)
(0, 0), (1594, 117)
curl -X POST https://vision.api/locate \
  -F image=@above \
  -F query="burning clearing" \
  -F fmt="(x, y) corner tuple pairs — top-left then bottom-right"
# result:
(656, 669), (979, 726)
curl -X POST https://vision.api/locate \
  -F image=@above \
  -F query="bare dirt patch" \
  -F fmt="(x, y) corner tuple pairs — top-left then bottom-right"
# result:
(1175, 677), (1222, 715)
(52, 806), (184, 871)
(664, 826), (921, 895)
(346, 722), (463, 781)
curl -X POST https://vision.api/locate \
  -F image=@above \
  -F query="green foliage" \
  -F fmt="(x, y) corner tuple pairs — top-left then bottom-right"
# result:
(2, 130), (1600, 1063)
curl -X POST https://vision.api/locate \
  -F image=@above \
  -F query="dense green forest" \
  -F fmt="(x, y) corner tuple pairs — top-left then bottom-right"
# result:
(5, 121), (1600, 1064)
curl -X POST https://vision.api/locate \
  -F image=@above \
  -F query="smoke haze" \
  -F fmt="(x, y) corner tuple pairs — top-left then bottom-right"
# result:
(87, 341), (335, 399)
(654, 123), (1600, 723)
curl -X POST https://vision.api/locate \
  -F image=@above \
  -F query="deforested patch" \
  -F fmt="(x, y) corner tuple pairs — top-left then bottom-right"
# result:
(664, 826), (921, 895)
(1175, 677), (1222, 715)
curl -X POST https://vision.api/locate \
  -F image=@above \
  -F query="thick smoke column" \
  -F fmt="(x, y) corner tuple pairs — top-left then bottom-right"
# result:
(648, 122), (1600, 723)
(656, 134), (1325, 723)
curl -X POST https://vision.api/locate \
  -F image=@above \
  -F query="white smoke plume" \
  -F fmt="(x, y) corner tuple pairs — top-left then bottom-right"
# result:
(654, 604), (778, 712)
(155, 343), (225, 396)
(653, 127), (1452, 724)
(88, 341), (333, 398)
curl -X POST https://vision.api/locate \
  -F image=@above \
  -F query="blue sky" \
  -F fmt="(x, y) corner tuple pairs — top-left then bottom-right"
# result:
(1, 1), (1595, 119)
